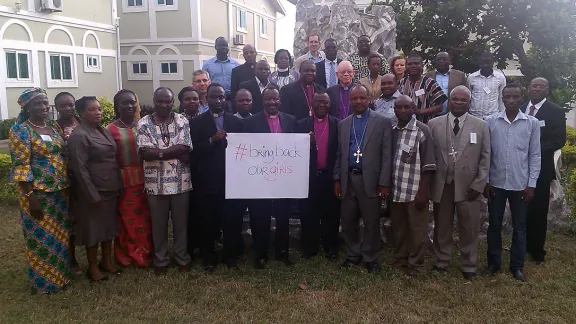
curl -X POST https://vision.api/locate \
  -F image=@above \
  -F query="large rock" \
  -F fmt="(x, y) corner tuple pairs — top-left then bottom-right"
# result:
(293, 0), (397, 60)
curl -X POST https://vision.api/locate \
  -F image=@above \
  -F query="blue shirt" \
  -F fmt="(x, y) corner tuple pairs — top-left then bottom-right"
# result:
(202, 56), (239, 96)
(349, 109), (370, 168)
(308, 51), (324, 64)
(199, 101), (209, 113)
(485, 110), (541, 191)
(436, 70), (450, 116)
(324, 58), (338, 88)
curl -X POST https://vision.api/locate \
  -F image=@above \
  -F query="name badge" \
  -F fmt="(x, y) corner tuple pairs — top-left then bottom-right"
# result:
(40, 134), (52, 142)
(483, 87), (491, 94)
(415, 89), (425, 97)
(400, 143), (411, 153)
(539, 120), (546, 127)
(470, 132), (477, 144)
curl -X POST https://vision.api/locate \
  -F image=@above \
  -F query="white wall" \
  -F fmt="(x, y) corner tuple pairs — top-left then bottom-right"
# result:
(275, 0), (295, 54)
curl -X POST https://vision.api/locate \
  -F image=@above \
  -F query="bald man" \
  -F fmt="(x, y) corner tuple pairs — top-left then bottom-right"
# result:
(521, 77), (566, 264)
(389, 95), (436, 277)
(280, 60), (325, 120)
(231, 44), (257, 99)
(428, 85), (491, 280)
(326, 61), (356, 119)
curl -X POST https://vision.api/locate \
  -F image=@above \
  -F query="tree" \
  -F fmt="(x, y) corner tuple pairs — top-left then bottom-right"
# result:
(369, 0), (576, 107)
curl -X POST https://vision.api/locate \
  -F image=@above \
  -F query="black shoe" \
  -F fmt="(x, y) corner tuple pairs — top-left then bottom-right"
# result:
(254, 258), (267, 270)
(225, 259), (239, 270)
(365, 261), (381, 273)
(462, 271), (476, 280)
(203, 264), (216, 273)
(481, 265), (500, 276)
(512, 269), (526, 282)
(341, 259), (360, 269)
(276, 255), (293, 267)
(153, 266), (168, 276)
(432, 265), (448, 273)
(325, 252), (338, 262)
(533, 260), (545, 266)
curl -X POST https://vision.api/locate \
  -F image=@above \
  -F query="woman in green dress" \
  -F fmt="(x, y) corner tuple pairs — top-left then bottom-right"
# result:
(9, 87), (72, 294)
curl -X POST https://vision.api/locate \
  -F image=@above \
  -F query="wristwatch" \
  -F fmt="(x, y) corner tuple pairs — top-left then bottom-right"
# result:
(158, 152), (163, 159)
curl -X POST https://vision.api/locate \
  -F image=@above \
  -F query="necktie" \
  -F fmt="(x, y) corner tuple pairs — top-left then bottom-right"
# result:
(453, 118), (460, 135)
(529, 105), (536, 116)
(329, 61), (337, 87)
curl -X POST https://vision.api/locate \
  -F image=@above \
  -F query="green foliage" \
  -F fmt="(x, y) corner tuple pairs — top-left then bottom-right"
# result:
(0, 153), (18, 205)
(0, 118), (16, 140)
(141, 104), (155, 118)
(98, 96), (115, 127)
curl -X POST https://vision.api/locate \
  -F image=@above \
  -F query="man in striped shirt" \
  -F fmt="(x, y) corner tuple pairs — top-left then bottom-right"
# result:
(467, 51), (506, 119)
(399, 53), (447, 124)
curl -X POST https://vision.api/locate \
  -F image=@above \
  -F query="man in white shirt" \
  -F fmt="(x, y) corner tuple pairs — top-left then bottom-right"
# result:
(466, 52), (506, 119)
(294, 33), (325, 72)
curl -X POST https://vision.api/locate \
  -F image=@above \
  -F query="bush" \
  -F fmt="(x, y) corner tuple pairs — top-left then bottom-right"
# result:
(0, 153), (18, 205)
(562, 126), (576, 169)
(0, 118), (17, 140)
(98, 96), (115, 126)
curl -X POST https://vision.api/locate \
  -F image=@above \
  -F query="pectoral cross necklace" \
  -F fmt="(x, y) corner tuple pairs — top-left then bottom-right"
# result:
(449, 144), (457, 163)
(352, 115), (368, 164)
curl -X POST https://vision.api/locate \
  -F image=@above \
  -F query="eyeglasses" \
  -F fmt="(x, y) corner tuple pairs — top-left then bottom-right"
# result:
(193, 79), (209, 84)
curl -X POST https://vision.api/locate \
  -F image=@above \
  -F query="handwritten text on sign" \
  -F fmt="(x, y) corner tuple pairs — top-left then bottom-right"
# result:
(225, 133), (310, 199)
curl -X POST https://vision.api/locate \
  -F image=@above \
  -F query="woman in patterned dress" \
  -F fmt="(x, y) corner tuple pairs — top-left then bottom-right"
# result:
(268, 49), (300, 90)
(54, 91), (82, 274)
(107, 89), (153, 267)
(9, 87), (72, 294)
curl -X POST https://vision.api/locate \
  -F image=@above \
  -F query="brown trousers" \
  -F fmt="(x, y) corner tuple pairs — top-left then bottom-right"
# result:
(390, 201), (429, 267)
(433, 183), (481, 273)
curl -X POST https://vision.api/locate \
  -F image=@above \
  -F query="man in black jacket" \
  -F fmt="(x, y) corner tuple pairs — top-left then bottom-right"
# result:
(279, 60), (325, 120)
(230, 44), (257, 100)
(295, 91), (340, 260)
(243, 84), (296, 269)
(315, 38), (341, 89)
(238, 60), (271, 115)
(190, 83), (243, 272)
(521, 77), (566, 265)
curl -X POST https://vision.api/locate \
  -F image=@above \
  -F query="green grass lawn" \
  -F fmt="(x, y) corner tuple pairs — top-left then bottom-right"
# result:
(2, 205), (576, 323)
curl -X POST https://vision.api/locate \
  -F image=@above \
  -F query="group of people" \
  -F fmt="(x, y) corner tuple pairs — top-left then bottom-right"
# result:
(8, 34), (566, 295)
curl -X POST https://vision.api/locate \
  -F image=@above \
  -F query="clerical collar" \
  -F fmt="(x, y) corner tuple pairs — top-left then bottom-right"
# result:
(315, 116), (326, 122)
(340, 84), (351, 91)
(277, 68), (289, 72)
(264, 110), (279, 118)
(212, 111), (224, 118)
(269, 114), (278, 118)
(355, 109), (369, 118)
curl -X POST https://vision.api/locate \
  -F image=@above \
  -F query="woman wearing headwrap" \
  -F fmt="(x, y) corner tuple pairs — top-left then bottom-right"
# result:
(9, 87), (72, 294)
(268, 49), (300, 90)
(68, 96), (122, 281)
(106, 89), (153, 267)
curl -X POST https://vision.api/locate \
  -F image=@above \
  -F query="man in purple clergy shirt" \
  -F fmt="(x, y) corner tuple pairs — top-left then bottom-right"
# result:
(295, 91), (340, 260)
(242, 84), (297, 269)
(327, 61), (356, 120)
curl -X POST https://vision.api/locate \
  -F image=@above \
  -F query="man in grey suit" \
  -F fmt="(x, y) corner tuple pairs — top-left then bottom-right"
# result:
(334, 84), (393, 273)
(425, 52), (467, 116)
(428, 85), (490, 279)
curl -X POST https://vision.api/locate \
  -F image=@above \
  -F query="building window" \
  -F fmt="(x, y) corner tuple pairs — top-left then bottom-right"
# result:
(237, 8), (247, 32)
(87, 56), (99, 69)
(157, 0), (173, 5)
(50, 54), (73, 81)
(128, 0), (143, 6)
(160, 62), (178, 74)
(259, 17), (268, 38)
(132, 62), (148, 74)
(5, 50), (30, 81)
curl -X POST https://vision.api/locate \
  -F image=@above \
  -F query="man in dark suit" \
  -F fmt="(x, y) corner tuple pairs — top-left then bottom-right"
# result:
(327, 60), (356, 119)
(230, 44), (257, 100)
(425, 52), (467, 116)
(280, 60), (325, 120)
(243, 84), (297, 269)
(238, 60), (270, 115)
(190, 83), (243, 272)
(521, 77), (566, 265)
(333, 84), (393, 273)
(295, 91), (340, 260)
(315, 38), (342, 89)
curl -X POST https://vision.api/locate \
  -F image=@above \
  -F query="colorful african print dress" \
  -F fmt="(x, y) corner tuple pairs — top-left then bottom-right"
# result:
(9, 120), (71, 294)
(107, 123), (153, 267)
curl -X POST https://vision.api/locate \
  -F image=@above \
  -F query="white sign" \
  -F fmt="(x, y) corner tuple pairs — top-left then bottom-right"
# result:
(225, 133), (310, 199)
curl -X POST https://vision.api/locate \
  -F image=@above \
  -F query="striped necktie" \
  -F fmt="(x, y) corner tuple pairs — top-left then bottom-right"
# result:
(329, 61), (337, 87)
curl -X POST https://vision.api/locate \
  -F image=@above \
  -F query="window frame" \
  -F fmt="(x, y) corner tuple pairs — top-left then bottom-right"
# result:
(160, 61), (178, 75)
(156, 0), (178, 11)
(46, 52), (77, 88)
(236, 8), (248, 33)
(123, 0), (148, 13)
(84, 54), (102, 73)
(127, 61), (153, 81)
(5, 49), (31, 83)
(259, 16), (268, 39)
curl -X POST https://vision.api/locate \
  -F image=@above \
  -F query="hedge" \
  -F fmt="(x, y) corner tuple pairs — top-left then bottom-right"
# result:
(0, 153), (18, 205)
